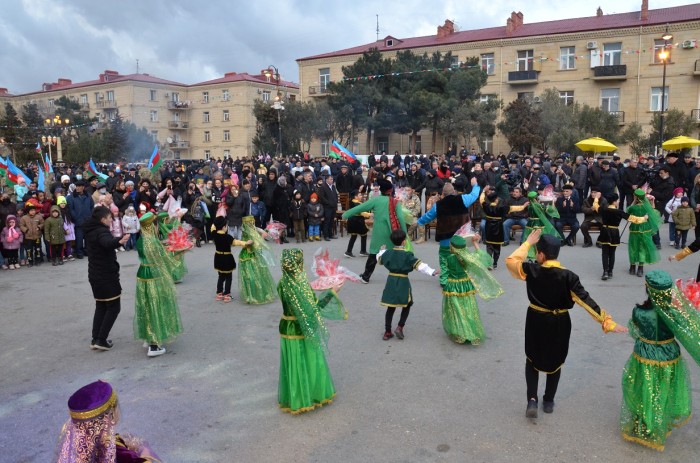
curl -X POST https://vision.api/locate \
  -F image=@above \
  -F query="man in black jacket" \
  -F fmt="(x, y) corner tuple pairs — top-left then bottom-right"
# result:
(663, 152), (689, 192)
(554, 185), (580, 246)
(318, 175), (339, 241)
(620, 158), (646, 210)
(650, 166), (675, 247)
(335, 165), (354, 193)
(83, 206), (130, 351)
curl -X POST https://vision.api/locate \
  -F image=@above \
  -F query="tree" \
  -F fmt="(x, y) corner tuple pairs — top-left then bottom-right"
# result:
(620, 122), (650, 158)
(537, 88), (580, 153)
(0, 103), (26, 163)
(101, 110), (129, 162)
(576, 105), (621, 144)
(648, 108), (696, 150)
(497, 98), (542, 154)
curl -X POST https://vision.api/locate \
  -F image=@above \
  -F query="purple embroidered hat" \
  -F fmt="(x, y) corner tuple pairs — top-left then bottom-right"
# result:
(67, 380), (117, 421)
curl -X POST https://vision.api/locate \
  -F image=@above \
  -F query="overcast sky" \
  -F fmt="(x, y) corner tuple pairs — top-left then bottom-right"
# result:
(1, 0), (693, 94)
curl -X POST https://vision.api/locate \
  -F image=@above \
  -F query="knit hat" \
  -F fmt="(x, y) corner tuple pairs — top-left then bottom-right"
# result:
(310, 192), (318, 200)
(57, 196), (67, 206)
(673, 187), (684, 196)
(61, 175), (70, 183)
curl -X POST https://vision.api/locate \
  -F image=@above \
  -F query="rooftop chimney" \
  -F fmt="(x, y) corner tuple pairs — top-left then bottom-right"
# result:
(641, 0), (648, 21)
(225, 72), (237, 78)
(57, 78), (72, 87)
(437, 20), (455, 39)
(506, 11), (524, 36)
(597, 7), (603, 17)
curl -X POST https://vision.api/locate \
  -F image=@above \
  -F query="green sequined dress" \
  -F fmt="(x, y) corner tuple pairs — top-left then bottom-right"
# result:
(442, 254), (484, 344)
(133, 237), (183, 345)
(238, 246), (277, 305)
(626, 204), (659, 265)
(620, 304), (691, 451)
(522, 203), (560, 259)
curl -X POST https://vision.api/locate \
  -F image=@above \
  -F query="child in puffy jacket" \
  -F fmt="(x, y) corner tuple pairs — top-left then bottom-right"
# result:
(307, 193), (323, 241)
(671, 196), (696, 249)
(1, 215), (22, 269)
(43, 205), (66, 265)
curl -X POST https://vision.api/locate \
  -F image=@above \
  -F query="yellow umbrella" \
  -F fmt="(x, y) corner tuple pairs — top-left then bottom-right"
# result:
(662, 136), (700, 150)
(575, 137), (618, 152)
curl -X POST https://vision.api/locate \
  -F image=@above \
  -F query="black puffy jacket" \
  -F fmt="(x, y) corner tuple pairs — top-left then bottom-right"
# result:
(83, 217), (122, 300)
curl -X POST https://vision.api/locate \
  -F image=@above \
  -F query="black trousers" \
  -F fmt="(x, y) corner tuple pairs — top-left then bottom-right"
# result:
(50, 244), (63, 260)
(385, 302), (412, 332)
(322, 206), (335, 238)
(217, 272), (232, 295)
(362, 253), (378, 280)
(347, 234), (367, 254)
(525, 359), (561, 402)
(26, 238), (42, 263)
(601, 244), (617, 272)
(486, 243), (501, 266)
(92, 297), (121, 341)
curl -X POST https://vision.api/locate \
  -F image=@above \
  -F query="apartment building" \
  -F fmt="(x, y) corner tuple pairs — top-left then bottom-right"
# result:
(0, 69), (298, 160)
(297, 2), (700, 157)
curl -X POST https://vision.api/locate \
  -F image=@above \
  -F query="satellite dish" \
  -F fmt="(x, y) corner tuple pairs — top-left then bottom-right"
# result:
(166, 137), (173, 143)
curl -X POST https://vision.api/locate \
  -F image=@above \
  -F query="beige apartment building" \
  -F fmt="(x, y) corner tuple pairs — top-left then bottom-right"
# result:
(0, 69), (298, 161)
(297, 2), (700, 157)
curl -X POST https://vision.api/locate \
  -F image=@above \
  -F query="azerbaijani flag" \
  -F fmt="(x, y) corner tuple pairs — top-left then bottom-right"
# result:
(147, 145), (162, 173)
(35, 142), (42, 155)
(87, 159), (108, 181)
(0, 156), (7, 176)
(331, 140), (358, 163)
(6, 158), (32, 186)
(37, 163), (45, 192)
(44, 153), (53, 174)
(329, 143), (341, 159)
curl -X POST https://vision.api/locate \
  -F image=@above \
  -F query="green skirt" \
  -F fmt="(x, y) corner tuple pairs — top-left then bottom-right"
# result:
(238, 249), (277, 305)
(134, 266), (183, 345)
(278, 336), (335, 414)
(628, 231), (659, 265)
(620, 353), (691, 451)
(522, 220), (545, 259)
(442, 277), (485, 344)
(170, 252), (187, 283)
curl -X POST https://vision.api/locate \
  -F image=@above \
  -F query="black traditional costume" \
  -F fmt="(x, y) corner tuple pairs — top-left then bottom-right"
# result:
(599, 195), (647, 280)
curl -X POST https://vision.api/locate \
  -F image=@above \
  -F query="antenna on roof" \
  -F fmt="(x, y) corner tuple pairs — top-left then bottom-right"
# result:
(376, 14), (379, 41)
(136, 59), (139, 74)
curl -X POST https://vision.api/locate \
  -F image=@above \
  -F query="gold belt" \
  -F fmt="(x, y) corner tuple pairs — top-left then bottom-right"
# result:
(281, 315), (297, 321)
(529, 303), (569, 315)
(389, 273), (408, 278)
(639, 336), (674, 345)
(215, 251), (231, 255)
(603, 225), (618, 229)
(485, 215), (502, 220)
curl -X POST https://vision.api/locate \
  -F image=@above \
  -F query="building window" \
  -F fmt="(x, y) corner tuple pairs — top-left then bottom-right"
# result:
(203, 91), (209, 103)
(151, 131), (158, 141)
(223, 110), (230, 121)
(319, 68), (330, 91)
(559, 91), (574, 106)
(94, 92), (100, 103)
(222, 90), (230, 101)
(223, 149), (230, 158)
(603, 43), (622, 66)
(150, 110), (158, 122)
(106, 90), (114, 102)
(559, 47), (575, 70)
(451, 56), (460, 68)
(650, 87), (669, 111)
(204, 131), (210, 142)
(223, 130), (230, 141)
(320, 140), (329, 156)
(517, 50), (534, 71)
(481, 53), (495, 75)
(203, 111), (210, 123)
(204, 150), (211, 159)
(479, 94), (497, 103)
(601, 88), (620, 112)
(289, 94), (296, 102)
(150, 90), (157, 101)
(517, 92), (534, 100)
(386, 39), (394, 47)
(80, 94), (88, 104)
(171, 92), (179, 102)
(262, 91), (271, 102)
(414, 135), (422, 154)
(377, 136), (389, 153)
(653, 39), (670, 64)
(48, 99), (54, 107)
(481, 135), (493, 154)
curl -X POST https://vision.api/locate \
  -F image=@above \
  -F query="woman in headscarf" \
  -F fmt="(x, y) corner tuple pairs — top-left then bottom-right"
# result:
(238, 216), (277, 304)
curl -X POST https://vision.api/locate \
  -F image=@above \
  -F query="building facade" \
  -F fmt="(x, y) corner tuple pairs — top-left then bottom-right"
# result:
(297, 2), (700, 157)
(0, 69), (298, 161)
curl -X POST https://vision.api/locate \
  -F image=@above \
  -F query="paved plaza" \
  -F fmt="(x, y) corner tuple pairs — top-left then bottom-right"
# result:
(1, 232), (698, 462)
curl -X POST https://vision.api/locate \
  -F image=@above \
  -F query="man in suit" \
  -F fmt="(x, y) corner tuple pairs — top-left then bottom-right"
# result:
(318, 175), (339, 241)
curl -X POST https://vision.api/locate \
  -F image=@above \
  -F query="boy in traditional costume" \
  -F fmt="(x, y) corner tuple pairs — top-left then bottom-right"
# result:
(599, 193), (648, 281)
(212, 216), (252, 302)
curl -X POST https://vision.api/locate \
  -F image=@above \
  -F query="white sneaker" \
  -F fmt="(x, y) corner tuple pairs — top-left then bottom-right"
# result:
(119, 247), (126, 252)
(147, 346), (166, 357)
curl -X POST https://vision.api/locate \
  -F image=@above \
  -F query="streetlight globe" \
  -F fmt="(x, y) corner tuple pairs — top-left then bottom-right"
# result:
(65, 118), (70, 124)
(659, 50), (669, 61)
(662, 32), (673, 41)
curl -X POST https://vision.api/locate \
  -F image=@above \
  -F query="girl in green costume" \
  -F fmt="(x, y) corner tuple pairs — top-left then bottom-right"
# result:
(441, 234), (503, 344)
(134, 212), (183, 357)
(626, 189), (661, 276)
(158, 210), (188, 283)
(521, 191), (561, 259)
(621, 270), (700, 451)
(278, 248), (346, 414)
(238, 215), (277, 304)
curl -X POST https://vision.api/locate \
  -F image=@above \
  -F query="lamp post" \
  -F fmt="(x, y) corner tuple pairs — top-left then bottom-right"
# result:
(44, 115), (69, 163)
(264, 65), (284, 156)
(658, 26), (673, 154)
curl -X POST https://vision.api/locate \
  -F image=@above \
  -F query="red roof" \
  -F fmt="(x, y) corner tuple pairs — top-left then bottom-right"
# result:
(191, 72), (299, 89)
(19, 72), (188, 97)
(298, 4), (700, 62)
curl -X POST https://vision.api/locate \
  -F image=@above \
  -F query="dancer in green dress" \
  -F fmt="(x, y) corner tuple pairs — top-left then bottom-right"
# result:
(158, 210), (188, 283)
(627, 189), (661, 277)
(521, 191), (561, 259)
(621, 269), (700, 451)
(278, 248), (347, 414)
(441, 234), (503, 344)
(238, 215), (276, 304)
(134, 212), (182, 357)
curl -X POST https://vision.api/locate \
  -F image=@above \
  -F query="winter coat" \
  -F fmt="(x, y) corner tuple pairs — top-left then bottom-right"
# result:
(672, 205), (696, 230)
(307, 202), (324, 226)
(290, 199), (307, 221)
(43, 207), (66, 245)
(1, 217), (22, 250)
(272, 185), (292, 225)
(121, 214), (141, 234)
(20, 213), (44, 240)
(82, 216), (122, 300)
(67, 192), (94, 226)
(665, 196), (684, 223)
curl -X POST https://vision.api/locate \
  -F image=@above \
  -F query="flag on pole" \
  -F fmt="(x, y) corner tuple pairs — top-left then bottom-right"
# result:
(44, 153), (53, 174)
(87, 159), (108, 181)
(5, 158), (32, 186)
(331, 140), (358, 163)
(37, 163), (45, 192)
(147, 145), (162, 173)
(329, 143), (341, 159)
(35, 142), (42, 155)
(0, 156), (7, 176)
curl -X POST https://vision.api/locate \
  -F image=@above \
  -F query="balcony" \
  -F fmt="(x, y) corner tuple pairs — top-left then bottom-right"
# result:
(96, 100), (117, 108)
(609, 111), (625, 125)
(592, 64), (627, 80)
(691, 109), (700, 122)
(507, 70), (539, 84)
(308, 85), (329, 95)
(167, 101), (191, 110)
(168, 141), (190, 149)
(694, 60), (700, 76)
(168, 121), (189, 129)
(79, 103), (90, 112)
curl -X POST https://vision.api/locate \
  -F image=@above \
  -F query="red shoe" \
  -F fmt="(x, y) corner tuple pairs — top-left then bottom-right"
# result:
(223, 295), (232, 303)
(215, 293), (224, 301)
(382, 331), (393, 341)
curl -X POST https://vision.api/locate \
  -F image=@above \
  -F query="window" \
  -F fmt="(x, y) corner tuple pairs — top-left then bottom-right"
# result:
(150, 131), (158, 141)
(48, 99), (54, 107)
(203, 91), (209, 103)
(601, 88), (620, 112)
(262, 91), (271, 102)
(650, 87), (669, 111)
(171, 92), (179, 102)
(451, 56), (460, 68)
(204, 150), (211, 160)
(223, 130), (230, 141)
(94, 92), (100, 103)
(386, 39), (394, 47)
(559, 91), (574, 106)
(223, 110), (229, 121)
(289, 94), (296, 102)
(80, 94), (88, 104)
(222, 89), (230, 101)
(377, 136), (389, 153)
(106, 90), (114, 101)
(517, 50), (534, 71)
(481, 135), (493, 155)
(481, 53), (495, 75)
(150, 90), (157, 101)
(517, 92), (534, 100)
(320, 140), (329, 157)
(479, 94), (497, 103)
(653, 39), (670, 64)
(414, 135), (422, 154)
(149, 110), (158, 122)
(204, 131), (210, 142)
(319, 68), (330, 91)
(203, 111), (210, 123)
(559, 47), (575, 70)
(223, 149), (230, 158)
(603, 43), (622, 66)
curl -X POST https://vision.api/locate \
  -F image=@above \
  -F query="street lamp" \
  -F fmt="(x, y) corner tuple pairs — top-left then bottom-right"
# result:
(44, 115), (69, 163)
(264, 65), (284, 156)
(658, 26), (673, 154)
